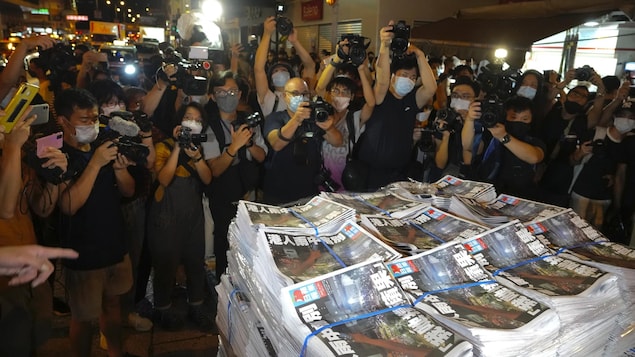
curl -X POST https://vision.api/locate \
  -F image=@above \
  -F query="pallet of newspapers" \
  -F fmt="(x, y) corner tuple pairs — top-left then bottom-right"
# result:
(432, 175), (497, 210)
(386, 241), (560, 356)
(320, 190), (426, 219)
(527, 209), (635, 355)
(463, 220), (624, 356)
(280, 260), (474, 356)
(360, 206), (488, 255)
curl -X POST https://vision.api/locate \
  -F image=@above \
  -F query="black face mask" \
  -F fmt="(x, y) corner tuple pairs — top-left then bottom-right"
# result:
(505, 121), (531, 139)
(564, 100), (584, 115)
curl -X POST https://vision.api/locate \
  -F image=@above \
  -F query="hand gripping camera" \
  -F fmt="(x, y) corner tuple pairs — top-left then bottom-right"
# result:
(177, 126), (208, 149)
(390, 20), (411, 58)
(478, 98), (506, 128)
(338, 34), (371, 67)
(306, 97), (334, 123)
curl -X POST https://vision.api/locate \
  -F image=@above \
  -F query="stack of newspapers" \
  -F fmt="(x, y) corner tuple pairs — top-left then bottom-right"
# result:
(464, 220), (624, 356)
(218, 188), (635, 357)
(432, 175), (496, 210)
(528, 210), (635, 356)
(360, 206), (488, 255)
(386, 242), (561, 356)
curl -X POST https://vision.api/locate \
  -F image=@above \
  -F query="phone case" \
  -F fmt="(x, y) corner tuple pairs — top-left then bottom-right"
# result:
(36, 132), (63, 158)
(30, 103), (50, 126)
(0, 83), (39, 133)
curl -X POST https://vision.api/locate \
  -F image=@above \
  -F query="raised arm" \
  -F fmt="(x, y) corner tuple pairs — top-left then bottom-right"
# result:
(288, 29), (316, 87)
(410, 45), (436, 109)
(358, 58), (376, 125)
(0, 36), (56, 100)
(255, 17), (277, 105)
(374, 21), (394, 105)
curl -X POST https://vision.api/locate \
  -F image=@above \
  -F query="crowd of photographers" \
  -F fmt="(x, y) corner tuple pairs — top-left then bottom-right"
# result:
(1, 14), (635, 356)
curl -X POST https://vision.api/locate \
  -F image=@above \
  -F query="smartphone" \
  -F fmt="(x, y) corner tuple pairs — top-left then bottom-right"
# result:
(30, 103), (50, 126)
(0, 83), (39, 133)
(36, 131), (63, 158)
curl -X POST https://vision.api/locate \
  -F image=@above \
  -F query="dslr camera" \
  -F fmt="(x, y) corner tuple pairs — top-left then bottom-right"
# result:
(110, 138), (150, 166)
(338, 34), (371, 67)
(390, 20), (411, 58)
(575, 65), (594, 81)
(275, 3), (293, 36)
(435, 107), (461, 133)
(306, 96), (334, 123)
(478, 98), (505, 128)
(177, 126), (208, 149)
(232, 112), (263, 131)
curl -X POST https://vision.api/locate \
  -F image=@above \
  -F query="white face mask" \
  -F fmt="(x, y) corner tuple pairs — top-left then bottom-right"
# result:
(450, 98), (470, 112)
(271, 71), (290, 88)
(393, 76), (415, 97)
(614, 117), (635, 134)
(517, 85), (537, 100)
(74, 122), (100, 144)
(181, 120), (203, 134)
(333, 96), (351, 112)
(101, 104), (126, 117)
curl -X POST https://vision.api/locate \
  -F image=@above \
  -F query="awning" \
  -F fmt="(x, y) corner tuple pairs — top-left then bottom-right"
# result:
(411, 0), (634, 67)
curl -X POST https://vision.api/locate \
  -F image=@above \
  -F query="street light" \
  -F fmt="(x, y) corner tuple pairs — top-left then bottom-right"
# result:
(202, 0), (222, 21)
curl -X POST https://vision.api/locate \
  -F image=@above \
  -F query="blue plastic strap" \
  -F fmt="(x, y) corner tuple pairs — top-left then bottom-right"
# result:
(289, 208), (347, 269)
(407, 221), (446, 244)
(412, 280), (497, 305)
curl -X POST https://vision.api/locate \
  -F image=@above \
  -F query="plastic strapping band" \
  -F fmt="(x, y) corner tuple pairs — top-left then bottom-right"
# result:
(228, 288), (238, 344)
(407, 221), (446, 244)
(353, 195), (393, 217)
(288, 208), (347, 269)
(299, 280), (497, 356)
(555, 241), (606, 254)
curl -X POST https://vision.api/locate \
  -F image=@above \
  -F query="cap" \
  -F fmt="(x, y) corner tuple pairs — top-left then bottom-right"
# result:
(266, 62), (295, 81)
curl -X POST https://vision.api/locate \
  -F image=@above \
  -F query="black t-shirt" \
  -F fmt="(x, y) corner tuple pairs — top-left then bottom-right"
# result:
(61, 145), (127, 270)
(358, 90), (418, 170)
(572, 129), (620, 200)
(496, 135), (546, 199)
(616, 133), (635, 210)
(263, 110), (322, 204)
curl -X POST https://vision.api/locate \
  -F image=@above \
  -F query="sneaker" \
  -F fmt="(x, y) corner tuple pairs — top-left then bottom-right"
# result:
(52, 297), (71, 316)
(188, 304), (216, 333)
(153, 308), (184, 331)
(128, 312), (153, 332)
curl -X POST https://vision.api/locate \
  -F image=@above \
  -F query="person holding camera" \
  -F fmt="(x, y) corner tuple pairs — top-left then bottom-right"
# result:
(356, 20), (437, 190)
(463, 96), (546, 199)
(201, 71), (267, 279)
(0, 108), (73, 356)
(254, 16), (316, 117)
(429, 77), (481, 182)
(146, 102), (214, 332)
(55, 88), (137, 357)
(263, 77), (342, 204)
(0, 35), (56, 101)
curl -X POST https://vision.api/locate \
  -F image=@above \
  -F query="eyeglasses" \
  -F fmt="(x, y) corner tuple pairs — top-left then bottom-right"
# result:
(330, 88), (351, 96)
(286, 90), (310, 99)
(214, 89), (240, 98)
(450, 93), (474, 101)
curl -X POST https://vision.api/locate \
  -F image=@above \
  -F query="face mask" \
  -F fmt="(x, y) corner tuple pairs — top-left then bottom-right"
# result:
(450, 98), (470, 112)
(184, 95), (208, 105)
(289, 95), (304, 113)
(393, 76), (415, 97)
(614, 117), (635, 134)
(181, 120), (202, 134)
(505, 121), (531, 138)
(216, 95), (240, 113)
(517, 86), (537, 100)
(333, 96), (351, 112)
(271, 71), (290, 88)
(564, 100), (584, 115)
(101, 104), (125, 117)
(75, 122), (100, 144)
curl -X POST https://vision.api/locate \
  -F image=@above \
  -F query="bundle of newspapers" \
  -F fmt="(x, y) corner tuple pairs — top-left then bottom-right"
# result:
(219, 190), (635, 357)
(463, 220), (624, 356)
(432, 175), (497, 210)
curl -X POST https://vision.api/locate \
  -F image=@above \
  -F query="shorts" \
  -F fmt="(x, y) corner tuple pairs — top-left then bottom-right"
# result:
(65, 255), (133, 321)
(0, 284), (52, 355)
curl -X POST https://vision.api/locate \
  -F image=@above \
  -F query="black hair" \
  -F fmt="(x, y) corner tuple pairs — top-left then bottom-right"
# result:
(602, 75), (621, 94)
(208, 70), (238, 93)
(428, 57), (443, 66)
(453, 64), (474, 76)
(504, 95), (534, 113)
(326, 76), (358, 94)
(451, 76), (481, 97)
(54, 88), (98, 119)
(390, 53), (418, 74)
(175, 101), (209, 132)
(516, 69), (544, 96)
(30, 56), (50, 71)
(88, 79), (126, 107)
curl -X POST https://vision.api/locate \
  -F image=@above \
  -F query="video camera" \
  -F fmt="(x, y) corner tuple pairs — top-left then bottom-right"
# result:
(389, 20), (411, 58)
(478, 98), (505, 128)
(476, 63), (520, 101)
(160, 60), (209, 96)
(177, 126), (208, 149)
(337, 34), (371, 67)
(306, 97), (333, 123)
(560, 135), (607, 157)
(275, 3), (293, 36)
(97, 111), (150, 165)
(109, 110), (153, 133)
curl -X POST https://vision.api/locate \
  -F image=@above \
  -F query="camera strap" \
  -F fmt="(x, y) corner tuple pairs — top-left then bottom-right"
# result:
(344, 110), (357, 161)
(162, 139), (200, 179)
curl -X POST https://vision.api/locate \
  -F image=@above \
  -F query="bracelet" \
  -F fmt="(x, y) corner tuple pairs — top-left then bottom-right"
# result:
(225, 149), (236, 158)
(277, 129), (292, 142)
(193, 156), (203, 163)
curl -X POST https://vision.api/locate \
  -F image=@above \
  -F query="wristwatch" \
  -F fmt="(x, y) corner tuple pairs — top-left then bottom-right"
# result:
(500, 134), (511, 144)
